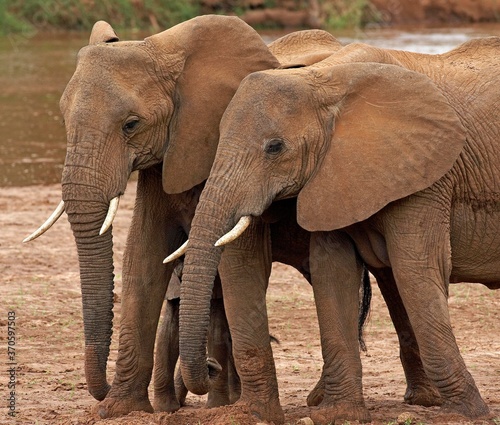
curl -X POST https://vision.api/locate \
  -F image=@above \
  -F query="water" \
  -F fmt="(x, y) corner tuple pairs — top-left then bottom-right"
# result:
(0, 33), (86, 186)
(2, 23), (500, 186)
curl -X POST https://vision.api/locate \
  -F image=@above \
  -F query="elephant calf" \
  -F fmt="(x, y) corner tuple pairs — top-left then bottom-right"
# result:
(153, 261), (240, 411)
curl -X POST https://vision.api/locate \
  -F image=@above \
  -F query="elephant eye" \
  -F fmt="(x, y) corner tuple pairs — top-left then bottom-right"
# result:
(265, 139), (284, 156)
(123, 118), (139, 134)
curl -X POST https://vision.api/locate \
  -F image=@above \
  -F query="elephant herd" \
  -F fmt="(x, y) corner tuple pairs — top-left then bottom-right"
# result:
(25, 14), (499, 424)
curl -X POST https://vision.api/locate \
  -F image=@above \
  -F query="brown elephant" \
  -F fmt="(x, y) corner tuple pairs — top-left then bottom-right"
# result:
(175, 37), (500, 423)
(153, 261), (241, 411)
(24, 15), (352, 418)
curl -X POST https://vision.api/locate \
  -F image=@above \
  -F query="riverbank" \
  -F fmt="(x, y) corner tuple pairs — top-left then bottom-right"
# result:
(2, 0), (499, 35)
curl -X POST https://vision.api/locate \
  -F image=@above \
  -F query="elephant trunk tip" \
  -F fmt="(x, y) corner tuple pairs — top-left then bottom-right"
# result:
(179, 356), (222, 396)
(84, 345), (111, 401)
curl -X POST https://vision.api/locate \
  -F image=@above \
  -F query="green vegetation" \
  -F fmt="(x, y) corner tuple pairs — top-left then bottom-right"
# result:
(0, 0), (378, 35)
(0, 0), (200, 35)
(320, 0), (382, 30)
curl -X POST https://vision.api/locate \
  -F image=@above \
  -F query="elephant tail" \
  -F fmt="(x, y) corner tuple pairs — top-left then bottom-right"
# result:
(358, 265), (372, 352)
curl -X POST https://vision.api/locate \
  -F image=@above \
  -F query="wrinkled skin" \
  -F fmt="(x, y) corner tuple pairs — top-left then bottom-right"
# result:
(180, 37), (500, 424)
(153, 261), (241, 411)
(55, 15), (350, 418)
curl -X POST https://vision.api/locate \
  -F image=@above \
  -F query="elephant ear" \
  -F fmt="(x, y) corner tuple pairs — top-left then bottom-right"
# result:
(89, 21), (119, 44)
(150, 15), (279, 194)
(268, 29), (343, 68)
(297, 62), (465, 231)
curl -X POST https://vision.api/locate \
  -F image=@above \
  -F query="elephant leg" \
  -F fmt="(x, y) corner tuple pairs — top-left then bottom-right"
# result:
(94, 168), (179, 418)
(153, 298), (181, 412)
(266, 199), (328, 407)
(228, 349), (242, 404)
(308, 231), (371, 425)
(372, 267), (441, 407)
(218, 219), (284, 424)
(385, 205), (489, 418)
(306, 370), (325, 407)
(206, 279), (233, 407)
(174, 364), (188, 406)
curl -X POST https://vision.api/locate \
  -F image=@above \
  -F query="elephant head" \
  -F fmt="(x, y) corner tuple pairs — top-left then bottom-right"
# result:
(175, 48), (466, 395)
(24, 15), (279, 401)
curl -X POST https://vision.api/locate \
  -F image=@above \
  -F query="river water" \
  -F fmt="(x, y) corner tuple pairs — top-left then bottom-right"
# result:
(1, 23), (500, 186)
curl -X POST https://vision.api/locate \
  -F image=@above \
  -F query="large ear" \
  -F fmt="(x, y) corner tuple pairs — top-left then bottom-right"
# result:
(89, 21), (119, 44)
(297, 62), (465, 231)
(268, 29), (343, 68)
(148, 15), (279, 194)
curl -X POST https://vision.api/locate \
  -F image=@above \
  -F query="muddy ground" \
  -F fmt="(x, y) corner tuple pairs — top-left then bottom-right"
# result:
(1, 182), (499, 424)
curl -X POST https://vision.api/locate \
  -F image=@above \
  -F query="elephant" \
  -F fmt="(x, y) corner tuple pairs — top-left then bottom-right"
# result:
(175, 36), (500, 424)
(153, 260), (241, 411)
(23, 15), (356, 418)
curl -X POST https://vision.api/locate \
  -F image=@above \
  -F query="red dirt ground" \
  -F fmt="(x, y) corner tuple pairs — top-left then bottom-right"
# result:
(1, 182), (499, 424)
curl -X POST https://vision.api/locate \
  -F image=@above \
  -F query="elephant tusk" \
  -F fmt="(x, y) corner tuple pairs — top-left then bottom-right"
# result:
(99, 196), (120, 236)
(215, 216), (252, 247)
(23, 200), (65, 243)
(163, 240), (189, 264)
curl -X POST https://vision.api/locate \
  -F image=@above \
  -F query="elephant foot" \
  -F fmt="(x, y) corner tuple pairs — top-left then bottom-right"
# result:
(206, 390), (231, 408)
(236, 396), (284, 424)
(153, 394), (181, 413)
(440, 393), (490, 419)
(93, 396), (154, 419)
(310, 401), (371, 425)
(404, 382), (442, 407)
(306, 378), (324, 407)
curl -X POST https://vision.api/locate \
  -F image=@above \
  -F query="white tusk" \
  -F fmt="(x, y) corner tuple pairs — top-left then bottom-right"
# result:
(215, 216), (252, 247)
(163, 240), (189, 264)
(23, 200), (65, 243)
(99, 196), (120, 235)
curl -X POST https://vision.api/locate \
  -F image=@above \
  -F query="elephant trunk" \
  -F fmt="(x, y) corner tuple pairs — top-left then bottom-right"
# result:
(62, 181), (115, 401)
(179, 182), (233, 395)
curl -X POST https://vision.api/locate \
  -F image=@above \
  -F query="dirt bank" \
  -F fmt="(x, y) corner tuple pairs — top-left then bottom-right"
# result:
(1, 182), (499, 424)
(370, 0), (500, 25)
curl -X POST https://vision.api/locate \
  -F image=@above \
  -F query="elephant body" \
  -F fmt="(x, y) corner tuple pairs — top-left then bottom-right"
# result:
(179, 36), (500, 424)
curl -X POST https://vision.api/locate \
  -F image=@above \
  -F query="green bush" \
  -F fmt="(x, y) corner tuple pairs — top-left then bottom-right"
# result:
(320, 0), (381, 30)
(0, 0), (377, 35)
(0, 0), (200, 35)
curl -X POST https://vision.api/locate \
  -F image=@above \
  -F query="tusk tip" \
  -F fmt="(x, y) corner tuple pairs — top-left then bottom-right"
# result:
(163, 240), (189, 264)
(22, 200), (66, 243)
(98, 223), (112, 236)
(99, 196), (120, 236)
(214, 215), (252, 247)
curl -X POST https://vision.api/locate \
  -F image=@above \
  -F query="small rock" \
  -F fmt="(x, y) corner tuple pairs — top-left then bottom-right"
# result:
(397, 411), (415, 424)
(297, 417), (314, 425)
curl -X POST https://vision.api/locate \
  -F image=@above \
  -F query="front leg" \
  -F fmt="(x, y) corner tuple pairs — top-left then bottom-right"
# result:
(218, 218), (284, 424)
(95, 167), (179, 418)
(153, 296), (181, 413)
(309, 231), (371, 425)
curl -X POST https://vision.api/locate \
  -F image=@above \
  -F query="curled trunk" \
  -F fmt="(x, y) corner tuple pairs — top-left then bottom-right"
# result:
(179, 183), (232, 395)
